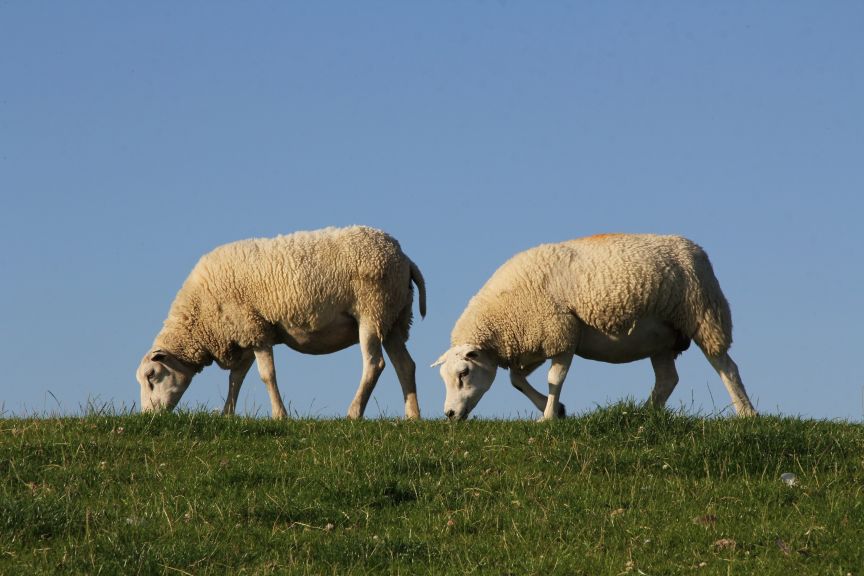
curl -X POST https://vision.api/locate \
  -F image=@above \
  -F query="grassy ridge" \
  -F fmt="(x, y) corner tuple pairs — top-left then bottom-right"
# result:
(1, 404), (862, 575)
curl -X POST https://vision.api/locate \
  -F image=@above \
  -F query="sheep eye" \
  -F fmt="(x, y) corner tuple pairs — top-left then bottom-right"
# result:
(457, 368), (469, 389)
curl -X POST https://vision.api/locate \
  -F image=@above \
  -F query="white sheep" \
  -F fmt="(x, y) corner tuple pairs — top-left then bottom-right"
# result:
(136, 226), (426, 419)
(432, 233), (756, 420)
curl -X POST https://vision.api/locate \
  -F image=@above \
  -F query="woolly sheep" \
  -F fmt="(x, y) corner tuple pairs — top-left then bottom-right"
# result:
(432, 233), (756, 420)
(136, 226), (427, 419)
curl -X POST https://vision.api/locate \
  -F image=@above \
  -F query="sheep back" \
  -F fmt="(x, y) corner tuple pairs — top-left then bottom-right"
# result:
(451, 234), (733, 365)
(155, 226), (418, 368)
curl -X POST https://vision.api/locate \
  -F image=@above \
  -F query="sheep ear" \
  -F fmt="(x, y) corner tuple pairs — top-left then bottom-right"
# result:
(431, 352), (448, 368)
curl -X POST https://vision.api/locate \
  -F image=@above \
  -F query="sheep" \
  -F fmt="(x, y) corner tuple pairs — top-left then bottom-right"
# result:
(136, 225), (427, 419)
(432, 233), (756, 420)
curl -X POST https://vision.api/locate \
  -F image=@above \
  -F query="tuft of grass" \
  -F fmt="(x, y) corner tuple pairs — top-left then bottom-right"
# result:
(1, 402), (862, 574)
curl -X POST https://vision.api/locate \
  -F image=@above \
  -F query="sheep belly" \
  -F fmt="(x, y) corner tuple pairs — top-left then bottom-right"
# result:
(575, 317), (687, 364)
(278, 313), (360, 355)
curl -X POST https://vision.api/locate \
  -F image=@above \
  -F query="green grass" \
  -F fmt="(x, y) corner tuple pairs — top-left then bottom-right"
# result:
(1, 403), (862, 575)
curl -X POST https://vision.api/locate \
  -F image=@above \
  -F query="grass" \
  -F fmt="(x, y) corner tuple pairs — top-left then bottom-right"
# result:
(1, 403), (862, 575)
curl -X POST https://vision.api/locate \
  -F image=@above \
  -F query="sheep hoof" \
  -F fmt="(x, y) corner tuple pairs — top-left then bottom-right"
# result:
(537, 404), (567, 421)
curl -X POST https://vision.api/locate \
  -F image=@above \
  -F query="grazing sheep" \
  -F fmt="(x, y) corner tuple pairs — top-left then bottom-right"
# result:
(136, 226), (426, 419)
(432, 233), (755, 420)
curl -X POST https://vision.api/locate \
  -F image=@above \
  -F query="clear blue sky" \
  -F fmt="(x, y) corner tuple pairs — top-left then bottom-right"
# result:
(1, 3), (862, 420)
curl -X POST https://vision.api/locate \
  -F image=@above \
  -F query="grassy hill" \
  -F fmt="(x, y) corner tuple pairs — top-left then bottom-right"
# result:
(2, 404), (862, 575)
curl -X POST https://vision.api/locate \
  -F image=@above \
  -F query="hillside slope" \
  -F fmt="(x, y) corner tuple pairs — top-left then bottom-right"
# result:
(2, 405), (862, 575)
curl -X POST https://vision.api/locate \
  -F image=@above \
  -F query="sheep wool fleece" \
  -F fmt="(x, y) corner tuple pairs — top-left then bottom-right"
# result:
(451, 234), (732, 366)
(154, 226), (421, 369)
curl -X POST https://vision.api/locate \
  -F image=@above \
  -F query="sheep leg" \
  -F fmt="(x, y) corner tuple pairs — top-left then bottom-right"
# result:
(223, 351), (255, 415)
(510, 362), (567, 417)
(347, 325), (385, 420)
(647, 353), (679, 408)
(510, 367), (547, 412)
(254, 346), (289, 419)
(383, 336), (421, 420)
(542, 353), (573, 421)
(706, 351), (757, 416)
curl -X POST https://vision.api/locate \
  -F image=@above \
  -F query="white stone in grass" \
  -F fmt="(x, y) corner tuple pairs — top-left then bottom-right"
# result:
(780, 472), (797, 486)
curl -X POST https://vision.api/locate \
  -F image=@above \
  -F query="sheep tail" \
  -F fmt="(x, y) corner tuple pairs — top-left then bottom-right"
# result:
(694, 304), (730, 357)
(692, 273), (733, 358)
(409, 259), (427, 318)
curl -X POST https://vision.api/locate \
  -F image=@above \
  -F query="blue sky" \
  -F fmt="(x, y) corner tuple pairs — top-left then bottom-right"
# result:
(1, 3), (862, 420)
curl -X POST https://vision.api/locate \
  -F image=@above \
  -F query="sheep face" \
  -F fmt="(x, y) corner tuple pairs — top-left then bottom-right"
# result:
(136, 350), (194, 412)
(432, 344), (497, 420)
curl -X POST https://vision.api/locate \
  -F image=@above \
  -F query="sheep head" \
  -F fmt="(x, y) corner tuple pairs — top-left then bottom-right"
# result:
(432, 344), (497, 420)
(136, 349), (195, 412)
